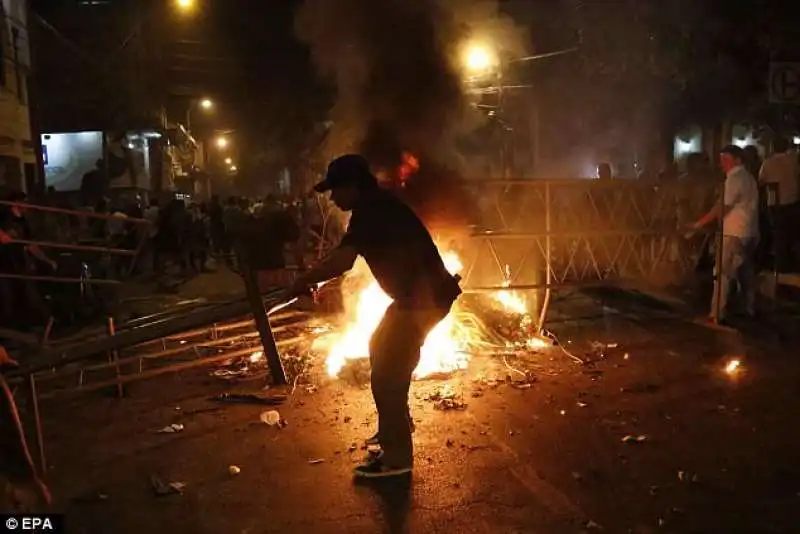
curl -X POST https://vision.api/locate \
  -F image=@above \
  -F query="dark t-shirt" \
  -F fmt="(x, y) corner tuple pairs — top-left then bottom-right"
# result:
(339, 188), (461, 310)
(0, 208), (32, 272)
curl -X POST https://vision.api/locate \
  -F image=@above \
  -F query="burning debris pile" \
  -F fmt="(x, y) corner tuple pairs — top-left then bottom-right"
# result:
(205, 246), (547, 387)
(311, 246), (550, 382)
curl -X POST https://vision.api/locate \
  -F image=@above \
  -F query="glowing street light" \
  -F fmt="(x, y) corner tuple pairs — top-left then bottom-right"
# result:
(175, 0), (195, 11)
(224, 157), (233, 165)
(463, 42), (497, 75)
(216, 136), (229, 149)
(186, 98), (213, 132)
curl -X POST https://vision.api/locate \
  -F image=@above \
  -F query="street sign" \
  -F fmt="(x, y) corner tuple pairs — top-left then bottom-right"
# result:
(769, 62), (800, 104)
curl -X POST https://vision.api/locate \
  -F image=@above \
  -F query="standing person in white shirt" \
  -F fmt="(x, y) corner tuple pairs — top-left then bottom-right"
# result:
(759, 137), (799, 270)
(688, 145), (760, 324)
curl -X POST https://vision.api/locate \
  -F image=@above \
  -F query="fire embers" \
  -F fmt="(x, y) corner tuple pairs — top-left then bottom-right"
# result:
(398, 152), (420, 187)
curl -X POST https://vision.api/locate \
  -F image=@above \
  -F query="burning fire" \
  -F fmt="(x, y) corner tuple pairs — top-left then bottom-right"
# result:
(315, 247), (546, 380)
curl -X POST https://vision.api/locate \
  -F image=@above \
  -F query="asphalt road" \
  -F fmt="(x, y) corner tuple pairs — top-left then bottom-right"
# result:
(34, 291), (800, 534)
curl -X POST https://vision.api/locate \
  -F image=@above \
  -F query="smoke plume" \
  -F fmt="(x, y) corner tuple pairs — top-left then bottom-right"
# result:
(295, 0), (527, 176)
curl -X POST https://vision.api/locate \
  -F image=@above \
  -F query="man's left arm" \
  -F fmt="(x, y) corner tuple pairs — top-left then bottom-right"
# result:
(293, 245), (358, 291)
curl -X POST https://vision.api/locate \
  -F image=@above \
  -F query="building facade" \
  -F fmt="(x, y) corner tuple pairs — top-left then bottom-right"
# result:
(0, 0), (34, 193)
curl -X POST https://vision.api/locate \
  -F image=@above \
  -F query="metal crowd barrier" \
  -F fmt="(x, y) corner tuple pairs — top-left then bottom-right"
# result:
(0, 200), (152, 339)
(452, 179), (722, 328)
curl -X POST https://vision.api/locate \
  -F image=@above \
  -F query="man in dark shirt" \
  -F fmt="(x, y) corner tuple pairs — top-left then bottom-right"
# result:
(290, 154), (461, 478)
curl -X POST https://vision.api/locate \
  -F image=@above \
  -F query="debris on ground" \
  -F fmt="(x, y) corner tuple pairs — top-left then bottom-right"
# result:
(622, 434), (648, 443)
(154, 423), (184, 434)
(150, 475), (186, 496)
(212, 392), (287, 405)
(337, 358), (372, 386)
(427, 385), (467, 411)
(582, 519), (603, 531)
(228, 465), (241, 476)
(621, 383), (661, 394)
(308, 459), (325, 465)
(260, 410), (282, 426)
(71, 491), (110, 503)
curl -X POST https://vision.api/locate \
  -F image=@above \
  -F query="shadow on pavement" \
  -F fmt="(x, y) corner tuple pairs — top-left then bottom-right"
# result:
(354, 474), (412, 534)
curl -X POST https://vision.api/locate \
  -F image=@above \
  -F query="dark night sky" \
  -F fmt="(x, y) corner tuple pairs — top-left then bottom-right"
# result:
(29, 0), (800, 165)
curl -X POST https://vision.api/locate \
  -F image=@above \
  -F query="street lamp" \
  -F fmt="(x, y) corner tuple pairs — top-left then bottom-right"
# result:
(216, 136), (229, 149)
(186, 98), (213, 133)
(175, 0), (195, 12)
(463, 42), (498, 77)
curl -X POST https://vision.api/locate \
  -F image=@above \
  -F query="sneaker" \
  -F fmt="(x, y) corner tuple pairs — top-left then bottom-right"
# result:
(353, 458), (411, 479)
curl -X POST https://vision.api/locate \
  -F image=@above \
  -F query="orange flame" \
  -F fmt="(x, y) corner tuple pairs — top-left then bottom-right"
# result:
(313, 246), (549, 380)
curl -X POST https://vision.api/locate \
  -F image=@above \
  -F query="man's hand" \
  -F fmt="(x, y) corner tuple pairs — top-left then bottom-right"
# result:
(288, 277), (314, 298)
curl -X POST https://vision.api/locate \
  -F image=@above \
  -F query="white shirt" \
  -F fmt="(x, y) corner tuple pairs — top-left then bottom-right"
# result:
(723, 165), (759, 239)
(759, 151), (798, 206)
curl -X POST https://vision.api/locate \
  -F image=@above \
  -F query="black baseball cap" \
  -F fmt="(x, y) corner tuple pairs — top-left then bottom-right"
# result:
(313, 154), (378, 193)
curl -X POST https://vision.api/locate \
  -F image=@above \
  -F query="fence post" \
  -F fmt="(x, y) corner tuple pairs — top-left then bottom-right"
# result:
(26, 374), (46, 474)
(537, 181), (553, 331)
(234, 243), (288, 386)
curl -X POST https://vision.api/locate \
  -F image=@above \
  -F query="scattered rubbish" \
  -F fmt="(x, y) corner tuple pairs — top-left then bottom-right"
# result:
(305, 385), (319, 394)
(308, 459), (325, 465)
(343, 416), (352, 423)
(348, 444), (358, 453)
(260, 410), (282, 426)
(212, 392), (286, 405)
(622, 435), (648, 443)
(427, 385), (467, 411)
(71, 491), (109, 503)
(155, 424), (184, 434)
(446, 439), (455, 447)
(577, 401), (588, 408)
(623, 353), (630, 360)
(620, 383), (661, 394)
(228, 465), (241, 476)
(560, 410), (567, 416)
(583, 519), (603, 530)
(150, 475), (186, 496)
(472, 376), (503, 388)
(512, 382), (533, 390)
(606, 343), (619, 349)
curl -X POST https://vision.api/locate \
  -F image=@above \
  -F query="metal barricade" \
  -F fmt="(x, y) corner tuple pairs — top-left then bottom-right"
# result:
(455, 179), (720, 327)
(0, 200), (152, 335)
